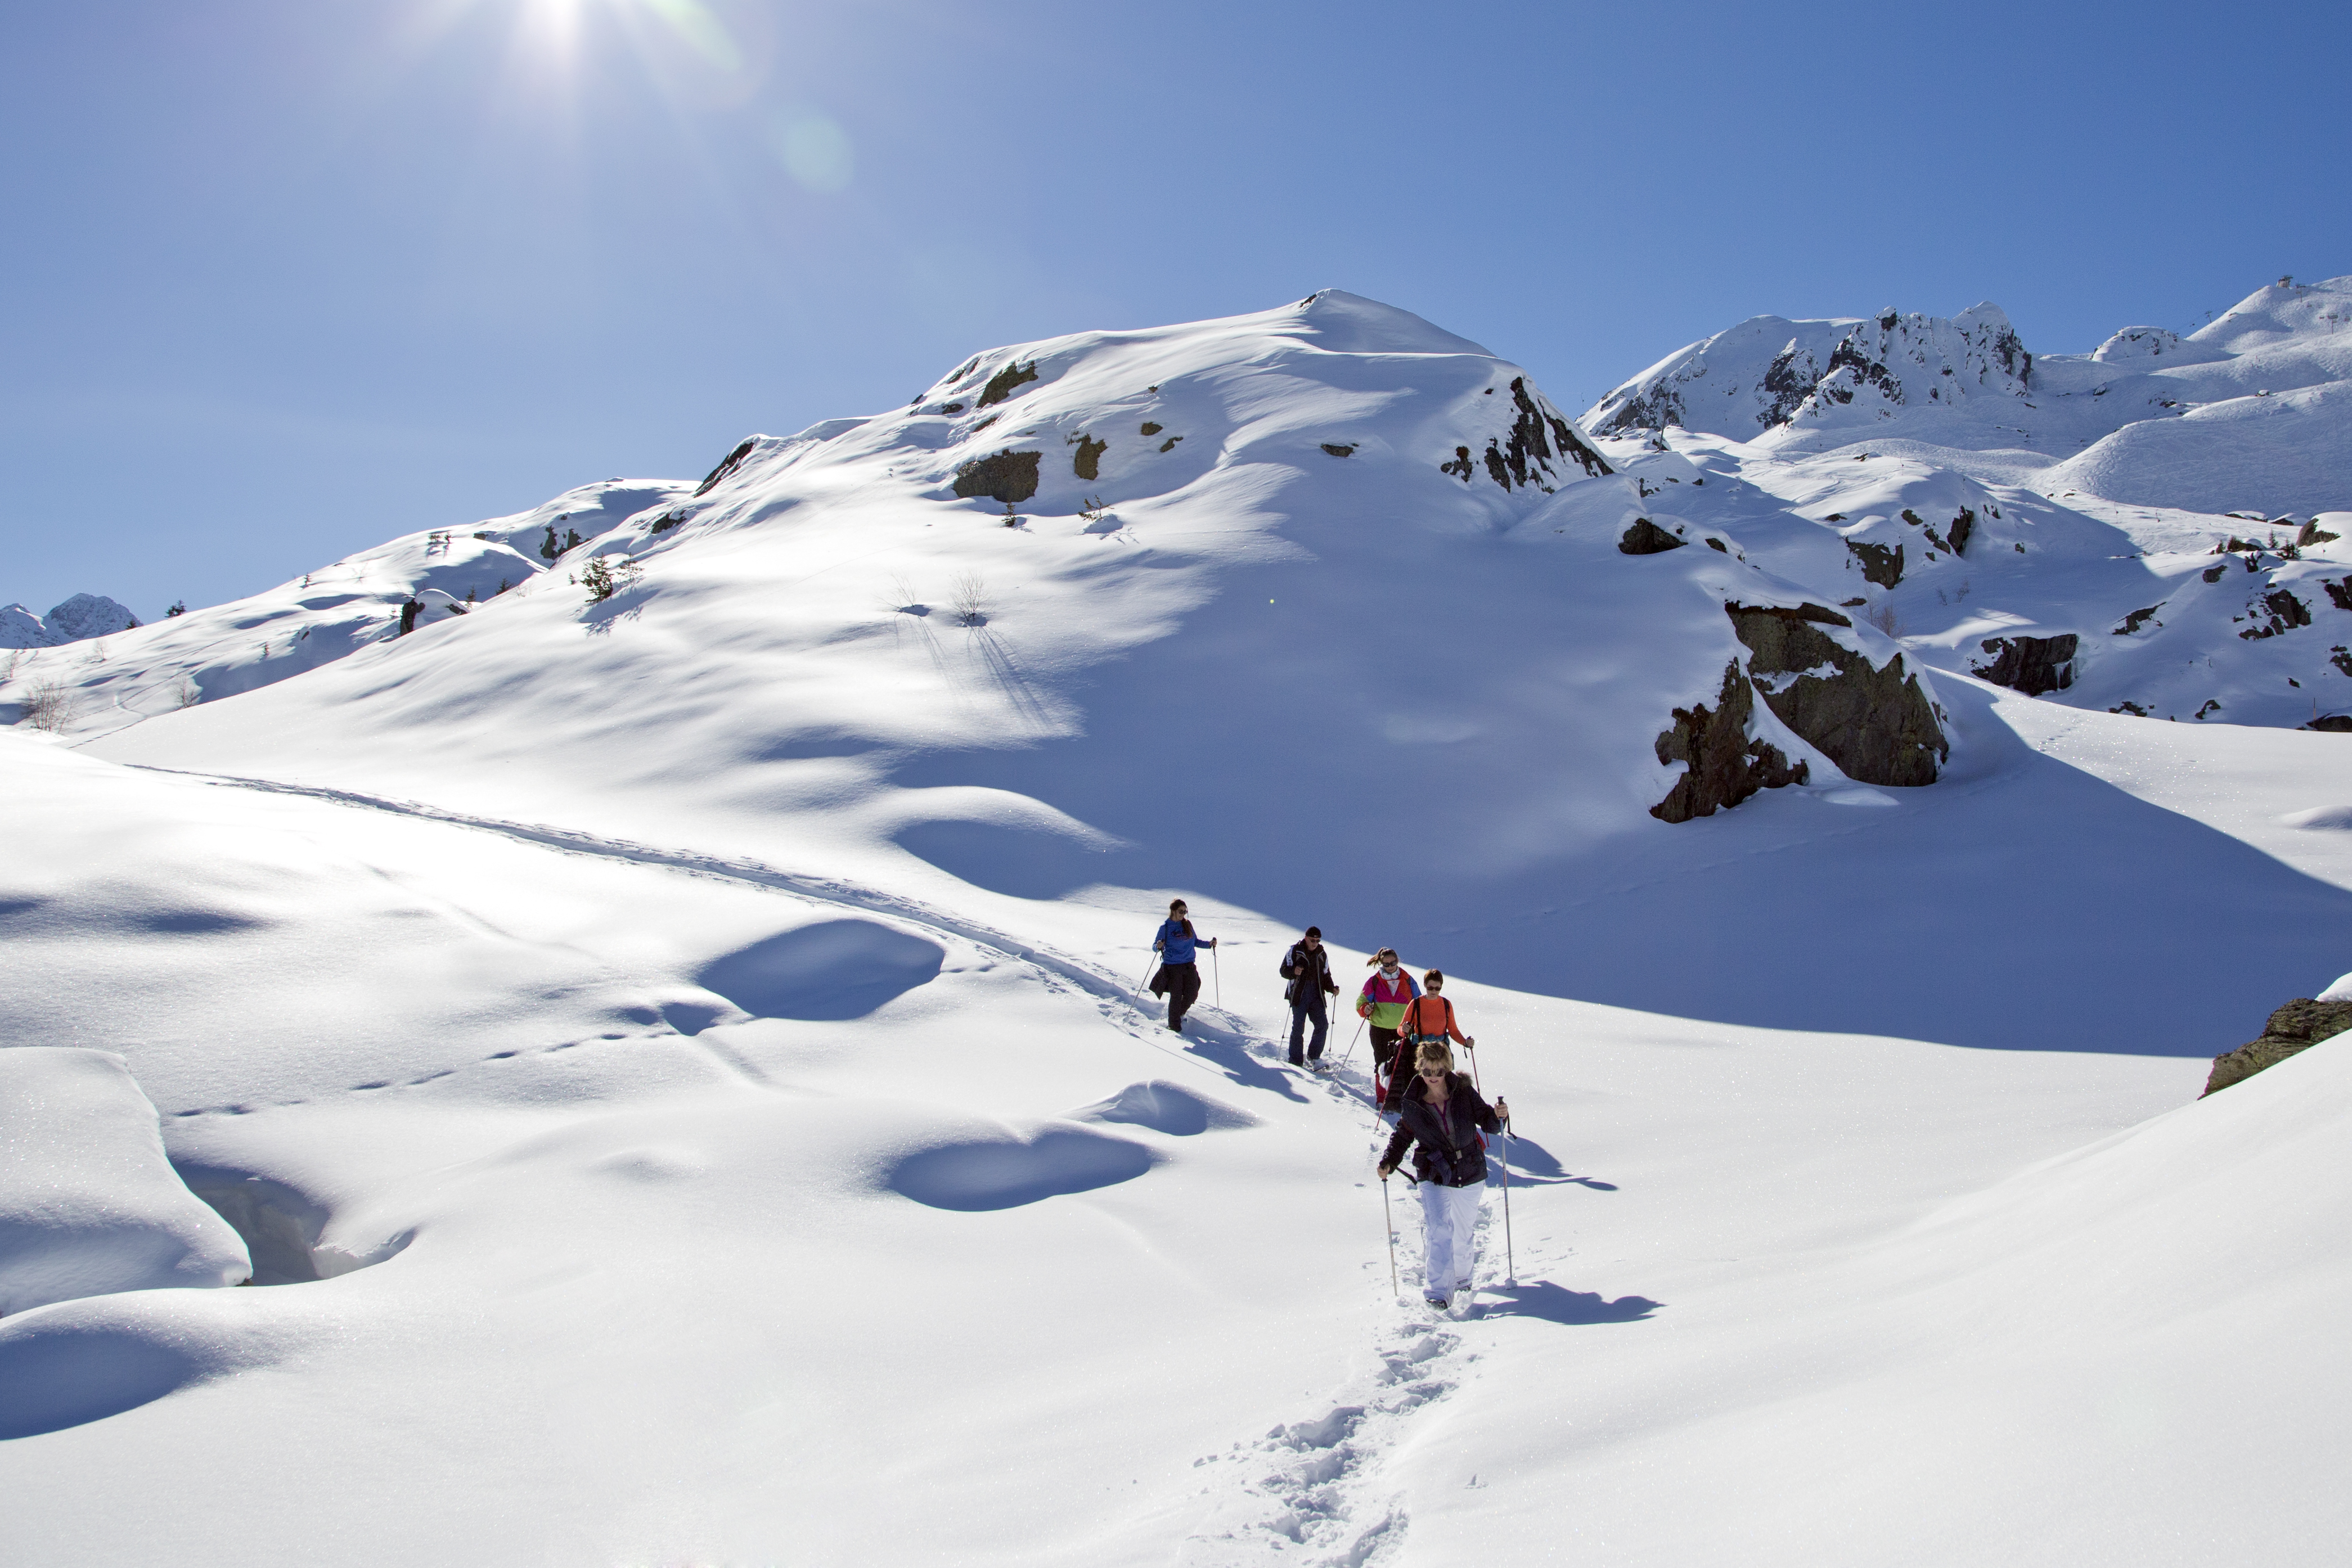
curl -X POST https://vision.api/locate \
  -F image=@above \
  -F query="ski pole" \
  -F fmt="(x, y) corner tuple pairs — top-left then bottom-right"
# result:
(1212, 943), (1221, 1008)
(1380, 1169), (1399, 1300)
(1336, 1013), (1366, 1070)
(1499, 1112), (1517, 1288)
(1134, 950), (1154, 997)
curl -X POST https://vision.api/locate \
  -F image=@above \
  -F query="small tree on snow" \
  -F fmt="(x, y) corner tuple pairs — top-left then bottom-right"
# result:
(581, 556), (642, 603)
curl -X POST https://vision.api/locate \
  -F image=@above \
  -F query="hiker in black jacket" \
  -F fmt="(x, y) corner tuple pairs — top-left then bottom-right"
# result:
(1279, 926), (1340, 1066)
(1378, 1041), (1506, 1309)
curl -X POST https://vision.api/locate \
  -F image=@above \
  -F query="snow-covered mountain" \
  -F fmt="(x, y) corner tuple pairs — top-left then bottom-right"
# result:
(6, 282), (2352, 1566)
(1, 592), (141, 649)
(1579, 276), (2352, 732)
(1587, 276), (2352, 521)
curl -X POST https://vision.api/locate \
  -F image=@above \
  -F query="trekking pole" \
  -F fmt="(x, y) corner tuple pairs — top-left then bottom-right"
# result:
(1380, 1171), (1399, 1300)
(1336, 1013), (1366, 1071)
(1499, 1111), (1517, 1287)
(1134, 950), (1154, 997)
(1212, 943), (1221, 1008)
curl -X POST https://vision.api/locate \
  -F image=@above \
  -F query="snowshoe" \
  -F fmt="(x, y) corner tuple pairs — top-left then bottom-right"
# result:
(1447, 1285), (1476, 1319)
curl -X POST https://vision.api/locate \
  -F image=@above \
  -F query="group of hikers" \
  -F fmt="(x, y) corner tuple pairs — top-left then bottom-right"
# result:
(1148, 900), (1510, 1312)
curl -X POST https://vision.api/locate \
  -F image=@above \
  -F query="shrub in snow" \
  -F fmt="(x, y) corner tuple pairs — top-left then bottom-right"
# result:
(950, 573), (992, 627)
(19, 679), (78, 732)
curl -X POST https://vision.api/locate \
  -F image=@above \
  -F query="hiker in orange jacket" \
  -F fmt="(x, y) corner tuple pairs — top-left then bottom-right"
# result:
(1381, 969), (1473, 1111)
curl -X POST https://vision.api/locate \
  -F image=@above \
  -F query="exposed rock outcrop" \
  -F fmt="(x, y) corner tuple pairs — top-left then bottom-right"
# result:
(1971, 633), (2079, 696)
(2238, 588), (2313, 641)
(952, 449), (1042, 504)
(977, 359), (1038, 409)
(695, 438), (759, 497)
(1726, 602), (1947, 787)
(1617, 518), (1687, 555)
(2203, 998), (2352, 1094)
(1651, 661), (1807, 823)
(1440, 376), (1611, 492)
(1847, 539), (1903, 588)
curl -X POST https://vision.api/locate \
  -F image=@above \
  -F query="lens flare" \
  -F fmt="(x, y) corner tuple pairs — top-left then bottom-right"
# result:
(770, 111), (853, 193)
(640, 0), (741, 71)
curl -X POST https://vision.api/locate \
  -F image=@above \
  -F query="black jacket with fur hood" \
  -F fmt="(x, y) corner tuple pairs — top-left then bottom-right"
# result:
(1380, 1071), (1501, 1187)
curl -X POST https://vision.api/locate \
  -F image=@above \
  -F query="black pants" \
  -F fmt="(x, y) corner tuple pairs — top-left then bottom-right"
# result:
(1371, 1025), (1402, 1106)
(1162, 962), (1201, 1029)
(1288, 992), (1329, 1062)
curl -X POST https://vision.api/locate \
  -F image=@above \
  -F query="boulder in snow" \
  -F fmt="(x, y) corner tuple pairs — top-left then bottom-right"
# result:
(1650, 661), (1809, 823)
(2203, 999), (2352, 1095)
(1727, 602), (1948, 788)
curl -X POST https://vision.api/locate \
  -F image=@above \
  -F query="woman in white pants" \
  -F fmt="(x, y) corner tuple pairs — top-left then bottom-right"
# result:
(1377, 1040), (1506, 1310)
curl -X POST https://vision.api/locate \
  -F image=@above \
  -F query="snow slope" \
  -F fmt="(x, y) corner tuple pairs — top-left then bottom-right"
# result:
(16, 289), (2339, 1049)
(0, 726), (2237, 1565)
(5, 283), (2351, 1564)
(0, 1048), (249, 1316)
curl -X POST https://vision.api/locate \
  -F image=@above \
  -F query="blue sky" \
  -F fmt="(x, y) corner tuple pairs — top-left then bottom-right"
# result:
(6, 0), (2347, 618)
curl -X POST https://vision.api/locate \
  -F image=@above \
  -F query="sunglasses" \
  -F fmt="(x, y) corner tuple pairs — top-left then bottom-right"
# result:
(1419, 1068), (1446, 1079)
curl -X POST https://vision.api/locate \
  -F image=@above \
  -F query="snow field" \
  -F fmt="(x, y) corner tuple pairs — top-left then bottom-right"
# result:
(6, 280), (2352, 1563)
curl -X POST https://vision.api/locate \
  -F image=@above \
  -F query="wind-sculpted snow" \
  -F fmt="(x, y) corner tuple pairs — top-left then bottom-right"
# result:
(883, 1120), (1159, 1210)
(0, 1049), (250, 1314)
(1071, 1079), (1262, 1135)
(695, 918), (946, 1021)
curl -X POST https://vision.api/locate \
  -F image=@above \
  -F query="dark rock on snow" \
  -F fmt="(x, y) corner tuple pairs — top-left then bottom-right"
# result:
(2203, 998), (2352, 1094)
(1971, 633), (2079, 696)
(1726, 602), (1948, 787)
(1617, 518), (1687, 555)
(952, 449), (1042, 504)
(1846, 538), (1904, 588)
(695, 438), (759, 497)
(977, 359), (1040, 409)
(1650, 661), (1808, 823)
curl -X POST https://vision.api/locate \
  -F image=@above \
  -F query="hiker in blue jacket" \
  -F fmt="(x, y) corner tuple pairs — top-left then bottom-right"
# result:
(1149, 898), (1218, 1033)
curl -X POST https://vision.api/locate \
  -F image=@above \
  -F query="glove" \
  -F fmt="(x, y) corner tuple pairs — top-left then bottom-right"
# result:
(1377, 1161), (1395, 1180)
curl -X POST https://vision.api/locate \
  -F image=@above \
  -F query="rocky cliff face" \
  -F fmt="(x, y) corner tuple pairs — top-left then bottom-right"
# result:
(2203, 998), (2352, 1094)
(1724, 602), (1948, 788)
(1589, 303), (2032, 439)
(1649, 661), (1809, 823)
(1648, 600), (1948, 820)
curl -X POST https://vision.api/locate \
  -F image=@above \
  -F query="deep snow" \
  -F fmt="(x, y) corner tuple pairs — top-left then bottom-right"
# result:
(4, 283), (2349, 1565)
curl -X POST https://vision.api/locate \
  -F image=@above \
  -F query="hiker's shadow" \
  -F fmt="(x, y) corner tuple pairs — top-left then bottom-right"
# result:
(1496, 1134), (1615, 1191)
(1157, 1015), (1310, 1103)
(1481, 1279), (1660, 1325)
